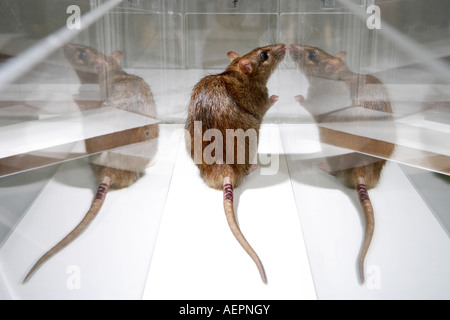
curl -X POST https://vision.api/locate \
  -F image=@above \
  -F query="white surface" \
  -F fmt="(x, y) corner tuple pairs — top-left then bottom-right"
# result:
(0, 166), (59, 245)
(142, 124), (450, 300)
(0, 108), (158, 159)
(401, 165), (450, 237)
(0, 124), (177, 299)
(142, 125), (317, 300)
(281, 124), (450, 300)
(290, 159), (450, 299)
(1, 124), (450, 299)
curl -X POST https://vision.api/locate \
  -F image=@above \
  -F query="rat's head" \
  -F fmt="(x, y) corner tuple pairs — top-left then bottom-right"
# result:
(63, 43), (124, 83)
(289, 44), (347, 80)
(226, 43), (286, 83)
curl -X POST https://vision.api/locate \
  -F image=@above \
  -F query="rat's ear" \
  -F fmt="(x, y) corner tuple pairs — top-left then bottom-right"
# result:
(110, 50), (124, 61)
(239, 59), (253, 74)
(334, 51), (347, 60)
(325, 57), (342, 74)
(227, 51), (240, 61)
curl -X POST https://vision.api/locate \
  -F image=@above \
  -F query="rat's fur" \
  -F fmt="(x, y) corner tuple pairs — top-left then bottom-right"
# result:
(185, 44), (286, 284)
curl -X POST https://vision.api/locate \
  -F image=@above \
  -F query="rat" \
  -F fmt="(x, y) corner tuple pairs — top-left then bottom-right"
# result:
(289, 44), (395, 284)
(185, 43), (286, 284)
(22, 43), (159, 283)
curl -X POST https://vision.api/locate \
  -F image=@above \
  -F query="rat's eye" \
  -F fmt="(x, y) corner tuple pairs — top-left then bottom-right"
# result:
(79, 50), (88, 61)
(308, 51), (318, 61)
(260, 52), (269, 61)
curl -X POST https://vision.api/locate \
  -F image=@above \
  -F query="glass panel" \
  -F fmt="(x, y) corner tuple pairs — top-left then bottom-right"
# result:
(0, 0), (449, 300)
(186, 13), (279, 69)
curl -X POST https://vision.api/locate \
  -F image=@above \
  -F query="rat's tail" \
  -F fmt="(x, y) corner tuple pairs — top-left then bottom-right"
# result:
(356, 176), (375, 285)
(223, 177), (267, 284)
(22, 176), (111, 284)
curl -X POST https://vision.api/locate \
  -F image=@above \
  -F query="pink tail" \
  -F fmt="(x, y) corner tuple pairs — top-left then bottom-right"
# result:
(356, 177), (375, 284)
(223, 177), (267, 284)
(23, 176), (111, 284)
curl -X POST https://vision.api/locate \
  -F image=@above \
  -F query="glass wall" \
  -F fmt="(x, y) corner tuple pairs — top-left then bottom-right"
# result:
(0, 0), (449, 299)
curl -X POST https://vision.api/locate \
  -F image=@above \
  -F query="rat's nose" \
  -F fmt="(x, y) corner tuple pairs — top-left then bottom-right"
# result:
(288, 44), (296, 51)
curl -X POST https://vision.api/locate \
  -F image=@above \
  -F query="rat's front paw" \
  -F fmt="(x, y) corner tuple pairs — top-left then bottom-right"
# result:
(269, 95), (279, 107)
(294, 95), (306, 105)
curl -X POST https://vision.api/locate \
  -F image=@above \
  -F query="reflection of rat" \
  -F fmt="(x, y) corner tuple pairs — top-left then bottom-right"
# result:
(289, 44), (395, 284)
(185, 44), (286, 284)
(0, 53), (12, 64)
(23, 44), (159, 283)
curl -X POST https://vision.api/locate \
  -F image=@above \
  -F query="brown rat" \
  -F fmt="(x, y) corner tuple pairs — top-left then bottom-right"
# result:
(289, 44), (395, 284)
(185, 43), (286, 284)
(22, 43), (159, 283)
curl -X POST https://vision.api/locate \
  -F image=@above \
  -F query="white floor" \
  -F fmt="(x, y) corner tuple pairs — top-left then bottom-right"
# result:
(142, 124), (450, 300)
(0, 123), (450, 299)
(142, 125), (316, 300)
(0, 124), (178, 299)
